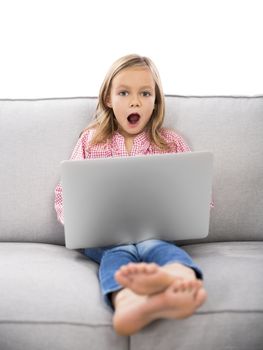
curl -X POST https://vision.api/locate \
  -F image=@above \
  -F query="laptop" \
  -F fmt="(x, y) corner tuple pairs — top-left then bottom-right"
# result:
(60, 151), (213, 249)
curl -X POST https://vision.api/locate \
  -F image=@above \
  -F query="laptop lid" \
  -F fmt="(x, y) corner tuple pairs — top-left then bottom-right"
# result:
(61, 151), (213, 249)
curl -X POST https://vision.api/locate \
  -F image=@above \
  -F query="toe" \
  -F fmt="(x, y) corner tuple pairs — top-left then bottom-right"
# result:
(120, 265), (130, 275)
(195, 288), (207, 307)
(128, 263), (140, 273)
(147, 263), (158, 273)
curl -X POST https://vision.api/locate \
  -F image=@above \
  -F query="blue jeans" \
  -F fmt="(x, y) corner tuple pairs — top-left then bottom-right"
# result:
(84, 239), (203, 308)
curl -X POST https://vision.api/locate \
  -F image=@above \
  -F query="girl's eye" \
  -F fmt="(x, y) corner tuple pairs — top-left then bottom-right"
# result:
(119, 91), (129, 96)
(141, 91), (151, 97)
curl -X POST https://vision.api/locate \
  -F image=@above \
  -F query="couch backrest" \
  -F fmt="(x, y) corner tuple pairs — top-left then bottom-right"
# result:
(0, 96), (262, 245)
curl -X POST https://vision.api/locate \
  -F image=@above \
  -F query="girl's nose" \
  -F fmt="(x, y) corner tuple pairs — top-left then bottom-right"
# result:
(129, 96), (141, 107)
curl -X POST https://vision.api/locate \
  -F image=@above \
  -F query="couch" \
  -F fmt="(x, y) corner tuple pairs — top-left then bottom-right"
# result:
(0, 95), (263, 350)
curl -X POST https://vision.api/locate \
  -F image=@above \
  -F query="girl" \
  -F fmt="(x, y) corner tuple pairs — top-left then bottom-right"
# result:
(55, 54), (207, 336)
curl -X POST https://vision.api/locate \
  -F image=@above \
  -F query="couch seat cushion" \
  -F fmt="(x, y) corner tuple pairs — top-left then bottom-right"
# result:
(0, 243), (127, 350)
(131, 241), (263, 350)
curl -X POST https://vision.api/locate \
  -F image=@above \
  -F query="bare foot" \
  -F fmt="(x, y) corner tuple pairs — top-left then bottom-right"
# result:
(115, 262), (196, 295)
(113, 279), (207, 336)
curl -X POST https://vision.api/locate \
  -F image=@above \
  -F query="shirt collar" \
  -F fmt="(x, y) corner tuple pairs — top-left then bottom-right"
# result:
(112, 130), (151, 155)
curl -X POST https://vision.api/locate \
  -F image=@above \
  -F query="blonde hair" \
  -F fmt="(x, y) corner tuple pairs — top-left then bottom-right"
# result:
(83, 54), (170, 151)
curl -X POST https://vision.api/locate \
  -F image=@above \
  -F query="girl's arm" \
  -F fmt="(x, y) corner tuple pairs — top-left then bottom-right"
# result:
(161, 128), (191, 153)
(54, 130), (91, 225)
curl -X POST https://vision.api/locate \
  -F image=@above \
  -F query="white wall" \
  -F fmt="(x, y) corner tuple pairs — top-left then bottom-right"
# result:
(0, 0), (262, 98)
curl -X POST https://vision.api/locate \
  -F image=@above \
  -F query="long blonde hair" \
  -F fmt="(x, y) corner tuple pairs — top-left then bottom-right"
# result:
(83, 54), (170, 151)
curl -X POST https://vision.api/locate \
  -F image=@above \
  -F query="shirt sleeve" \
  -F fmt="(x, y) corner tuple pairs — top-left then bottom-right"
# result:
(174, 134), (191, 153)
(161, 128), (191, 153)
(54, 130), (90, 225)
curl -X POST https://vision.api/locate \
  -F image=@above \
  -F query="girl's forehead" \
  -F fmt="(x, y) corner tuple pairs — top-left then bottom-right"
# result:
(112, 66), (155, 87)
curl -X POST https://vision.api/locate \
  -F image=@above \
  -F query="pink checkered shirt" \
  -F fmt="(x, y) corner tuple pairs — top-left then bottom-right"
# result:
(54, 128), (191, 225)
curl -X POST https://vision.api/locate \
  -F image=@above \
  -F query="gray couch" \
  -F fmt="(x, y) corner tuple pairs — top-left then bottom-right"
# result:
(1, 95), (263, 350)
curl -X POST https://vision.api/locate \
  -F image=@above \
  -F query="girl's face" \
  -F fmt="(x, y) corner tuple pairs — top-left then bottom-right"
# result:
(107, 66), (156, 139)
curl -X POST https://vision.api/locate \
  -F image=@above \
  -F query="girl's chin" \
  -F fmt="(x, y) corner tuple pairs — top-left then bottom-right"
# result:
(119, 123), (142, 135)
(125, 127), (144, 136)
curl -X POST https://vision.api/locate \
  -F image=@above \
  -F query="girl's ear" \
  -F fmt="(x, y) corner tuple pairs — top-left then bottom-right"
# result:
(106, 95), (112, 108)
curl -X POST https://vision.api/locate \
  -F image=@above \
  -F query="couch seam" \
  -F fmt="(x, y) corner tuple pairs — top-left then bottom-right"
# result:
(0, 95), (263, 102)
(1, 310), (262, 326)
(196, 310), (263, 315)
(165, 94), (263, 98)
(0, 96), (98, 101)
(0, 320), (112, 328)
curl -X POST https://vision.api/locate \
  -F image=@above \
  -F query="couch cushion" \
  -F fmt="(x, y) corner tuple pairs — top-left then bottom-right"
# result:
(0, 98), (97, 244)
(130, 241), (263, 350)
(165, 96), (263, 242)
(0, 243), (128, 350)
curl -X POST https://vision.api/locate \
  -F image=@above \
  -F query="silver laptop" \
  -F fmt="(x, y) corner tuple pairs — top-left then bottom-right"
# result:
(61, 151), (213, 249)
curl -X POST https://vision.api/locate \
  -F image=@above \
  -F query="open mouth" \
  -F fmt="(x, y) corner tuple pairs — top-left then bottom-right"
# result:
(127, 113), (140, 125)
